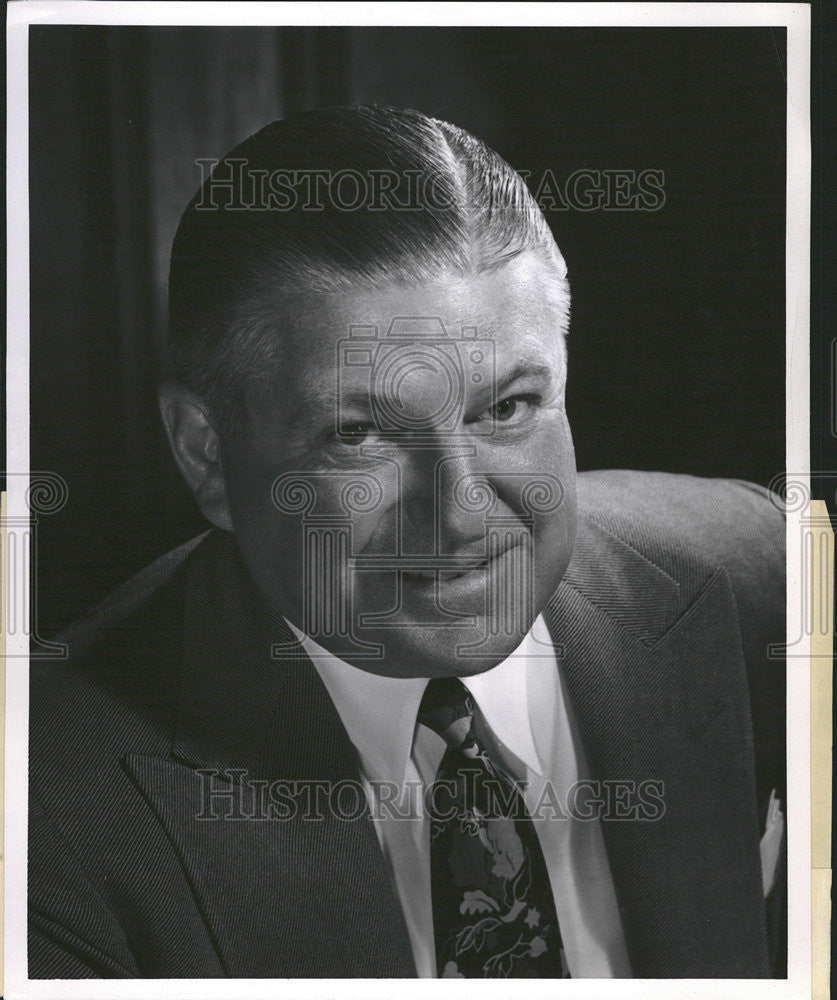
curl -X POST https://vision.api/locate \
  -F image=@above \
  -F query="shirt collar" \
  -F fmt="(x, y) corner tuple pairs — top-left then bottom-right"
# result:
(285, 620), (427, 785)
(462, 626), (552, 777)
(286, 617), (557, 785)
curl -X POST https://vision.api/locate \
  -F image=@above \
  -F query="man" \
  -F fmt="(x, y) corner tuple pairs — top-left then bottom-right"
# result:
(29, 105), (786, 979)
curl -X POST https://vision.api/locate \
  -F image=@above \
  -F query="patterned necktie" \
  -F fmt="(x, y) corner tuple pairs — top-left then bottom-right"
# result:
(418, 677), (570, 978)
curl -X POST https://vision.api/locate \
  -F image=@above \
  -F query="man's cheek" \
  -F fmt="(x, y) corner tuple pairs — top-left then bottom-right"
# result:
(271, 504), (389, 597)
(246, 515), (304, 594)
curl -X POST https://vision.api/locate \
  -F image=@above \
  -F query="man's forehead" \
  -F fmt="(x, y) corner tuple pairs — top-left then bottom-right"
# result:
(272, 259), (567, 364)
(244, 256), (568, 429)
(285, 309), (563, 399)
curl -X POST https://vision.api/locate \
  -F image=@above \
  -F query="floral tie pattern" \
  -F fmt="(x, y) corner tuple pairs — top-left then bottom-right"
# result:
(419, 677), (570, 978)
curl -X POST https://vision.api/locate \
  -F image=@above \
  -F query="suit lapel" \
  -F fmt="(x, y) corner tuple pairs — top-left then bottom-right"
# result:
(123, 531), (416, 977)
(121, 518), (770, 978)
(543, 517), (769, 977)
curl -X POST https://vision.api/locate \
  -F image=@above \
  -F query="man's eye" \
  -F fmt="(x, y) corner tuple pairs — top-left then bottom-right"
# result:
(478, 395), (536, 426)
(336, 422), (375, 445)
(491, 397), (521, 422)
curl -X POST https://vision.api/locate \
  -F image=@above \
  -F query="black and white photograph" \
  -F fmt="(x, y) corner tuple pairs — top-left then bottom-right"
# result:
(4, 3), (816, 996)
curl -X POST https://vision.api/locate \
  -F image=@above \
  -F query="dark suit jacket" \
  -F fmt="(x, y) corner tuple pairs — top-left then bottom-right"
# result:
(29, 470), (786, 978)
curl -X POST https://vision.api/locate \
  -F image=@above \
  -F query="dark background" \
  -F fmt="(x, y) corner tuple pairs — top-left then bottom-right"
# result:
(29, 25), (788, 636)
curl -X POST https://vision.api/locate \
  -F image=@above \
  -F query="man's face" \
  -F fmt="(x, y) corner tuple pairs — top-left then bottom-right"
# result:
(219, 253), (577, 677)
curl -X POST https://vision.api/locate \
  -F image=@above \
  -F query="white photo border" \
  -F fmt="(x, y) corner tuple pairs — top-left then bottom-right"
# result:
(5, 3), (812, 998)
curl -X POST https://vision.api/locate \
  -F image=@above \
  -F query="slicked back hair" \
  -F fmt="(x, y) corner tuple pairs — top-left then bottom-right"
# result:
(167, 105), (569, 435)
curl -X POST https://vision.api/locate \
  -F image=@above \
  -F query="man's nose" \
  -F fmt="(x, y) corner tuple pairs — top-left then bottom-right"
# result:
(400, 445), (493, 555)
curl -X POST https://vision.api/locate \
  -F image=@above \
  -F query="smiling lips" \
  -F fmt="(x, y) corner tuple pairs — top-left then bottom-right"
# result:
(408, 565), (487, 581)
(403, 539), (519, 582)
(349, 537), (526, 587)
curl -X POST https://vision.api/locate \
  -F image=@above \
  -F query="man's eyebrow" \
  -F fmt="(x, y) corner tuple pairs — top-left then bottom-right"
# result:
(491, 363), (554, 395)
(301, 373), (353, 411)
(303, 362), (557, 416)
(330, 386), (373, 411)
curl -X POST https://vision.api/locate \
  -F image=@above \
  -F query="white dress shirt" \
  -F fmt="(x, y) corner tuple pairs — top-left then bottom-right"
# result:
(286, 616), (632, 978)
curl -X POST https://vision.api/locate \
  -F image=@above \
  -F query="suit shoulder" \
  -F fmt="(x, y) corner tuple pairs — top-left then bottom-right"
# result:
(576, 470), (783, 559)
(30, 532), (211, 720)
(574, 470), (784, 603)
(53, 531), (211, 651)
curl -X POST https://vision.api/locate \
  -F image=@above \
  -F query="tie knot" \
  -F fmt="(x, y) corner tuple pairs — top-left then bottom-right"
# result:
(418, 677), (478, 753)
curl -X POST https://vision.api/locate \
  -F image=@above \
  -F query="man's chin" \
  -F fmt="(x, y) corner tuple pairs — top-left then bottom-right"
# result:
(334, 619), (533, 679)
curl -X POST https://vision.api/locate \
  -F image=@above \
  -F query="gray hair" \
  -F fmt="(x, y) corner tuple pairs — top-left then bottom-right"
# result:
(167, 105), (569, 434)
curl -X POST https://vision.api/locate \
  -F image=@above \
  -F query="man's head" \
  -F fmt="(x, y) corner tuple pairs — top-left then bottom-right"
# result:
(160, 105), (577, 677)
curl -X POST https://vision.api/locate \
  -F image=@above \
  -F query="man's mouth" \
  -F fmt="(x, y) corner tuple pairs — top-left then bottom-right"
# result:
(399, 539), (520, 583)
(350, 538), (533, 620)
(350, 538), (528, 599)
(406, 559), (492, 582)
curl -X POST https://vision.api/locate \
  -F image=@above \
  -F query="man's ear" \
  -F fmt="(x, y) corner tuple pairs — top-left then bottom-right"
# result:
(158, 382), (233, 531)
